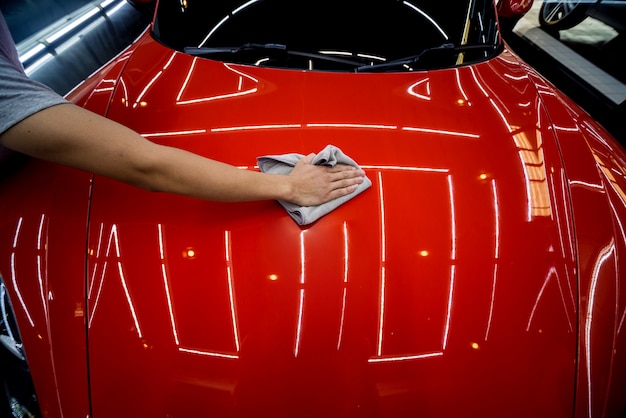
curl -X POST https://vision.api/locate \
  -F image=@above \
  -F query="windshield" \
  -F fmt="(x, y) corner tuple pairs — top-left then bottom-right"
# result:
(152, 0), (501, 72)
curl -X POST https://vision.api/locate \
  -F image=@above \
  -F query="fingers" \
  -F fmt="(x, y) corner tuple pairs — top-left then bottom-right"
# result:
(286, 156), (367, 206)
(326, 163), (356, 173)
(326, 166), (365, 186)
(327, 183), (359, 200)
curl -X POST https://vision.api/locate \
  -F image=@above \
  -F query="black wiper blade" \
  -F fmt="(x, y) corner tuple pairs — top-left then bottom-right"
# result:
(355, 43), (498, 73)
(184, 43), (287, 55)
(184, 43), (366, 68)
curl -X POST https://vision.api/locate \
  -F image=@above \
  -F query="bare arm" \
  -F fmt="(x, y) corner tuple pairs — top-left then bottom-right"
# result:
(0, 103), (364, 205)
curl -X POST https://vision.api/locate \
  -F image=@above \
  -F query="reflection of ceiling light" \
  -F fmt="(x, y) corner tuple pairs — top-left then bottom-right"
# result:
(16, 0), (128, 74)
(402, 1), (449, 40)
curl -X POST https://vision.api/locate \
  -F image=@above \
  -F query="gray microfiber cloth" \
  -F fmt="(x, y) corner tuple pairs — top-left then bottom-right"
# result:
(257, 145), (372, 225)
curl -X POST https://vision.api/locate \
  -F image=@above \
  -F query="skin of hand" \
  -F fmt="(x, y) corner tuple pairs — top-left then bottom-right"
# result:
(0, 103), (365, 205)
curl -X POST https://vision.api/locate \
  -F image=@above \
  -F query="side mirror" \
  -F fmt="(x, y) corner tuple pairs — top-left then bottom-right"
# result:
(497, 0), (534, 18)
(497, 0), (533, 34)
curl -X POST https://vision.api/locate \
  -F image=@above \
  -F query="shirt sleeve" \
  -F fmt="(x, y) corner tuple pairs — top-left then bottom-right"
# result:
(0, 54), (69, 135)
(0, 10), (68, 136)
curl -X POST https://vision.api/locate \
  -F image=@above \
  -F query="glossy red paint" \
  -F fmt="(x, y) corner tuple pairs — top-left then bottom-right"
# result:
(2, 12), (626, 418)
(0, 161), (92, 417)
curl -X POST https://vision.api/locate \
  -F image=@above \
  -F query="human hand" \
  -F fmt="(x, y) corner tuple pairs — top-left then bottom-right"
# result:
(286, 153), (365, 206)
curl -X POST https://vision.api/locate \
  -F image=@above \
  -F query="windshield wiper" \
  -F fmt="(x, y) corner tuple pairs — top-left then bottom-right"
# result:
(355, 43), (499, 73)
(184, 43), (364, 67)
(184, 43), (288, 55)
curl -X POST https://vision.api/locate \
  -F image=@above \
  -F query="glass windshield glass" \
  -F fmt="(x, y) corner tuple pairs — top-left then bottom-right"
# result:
(153, 0), (501, 72)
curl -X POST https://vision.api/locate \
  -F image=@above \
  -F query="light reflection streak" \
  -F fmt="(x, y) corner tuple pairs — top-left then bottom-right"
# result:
(197, 0), (263, 46)
(132, 52), (176, 108)
(407, 78), (431, 100)
(225, 231), (240, 352)
(179, 347), (239, 359)
(92, 87), (114, 93)
(569, 180), (604, 191)
(10, 218), (34, 327)
(88, 223), (104, 318)
(36, 215), (47, 319)
(448, 175), (457, 261)
(489, 97), (512, 133)
(376, 172), (387, 357)
(485, 264), (498, 341)
(503, 73), (528, 82)
(402, 1), (449, 40)
(179, 120), (481, 140)
(454, 68), (470, 103)
(618, 308), (626, 335)
(401, 126), (479, 139)
(176, 63), (259, 105)
(158, 224), (179, 346)
(607, 195), (626, 336)
(198, 15), (229, 47)
(176, 56), (197, 102)
(179, 83), (258, 104)
(551, 173), (567, 259)
(558, 169), (577, 305)
(594, 152), (626, 208)
(583, 120), (611, 148)
(307, 123), (396, 130)
(368, 351), (443, 363)
(12, 217), (22, 249)
(232, 0), (261, 15)
(295, 289), (305, 358)
(361, 165), (448, 173)
(469, 66), (490, 97)
(134, 68), (162, 108)
(317, 50), (386, 63)
(526, 267), (554, 331)
(88, 225), (142, 339)
(526, 265), (573, 333)
(117, 259), (142, 338)
(295, 231), (307, 357)
(211, 124), (300, 133)
(553, 125), (581, 133)
(119, 77), (129, 107)
(485, 179), (499, 341)
(443, 175), (456, 350)
(555, 269), (574, 333)
(585, 240), (615, 418)
(337, 222), (349, 351)
(443, 266), (455, 350)
(161, 264), (179, 345)
(142, 129), (207, 138)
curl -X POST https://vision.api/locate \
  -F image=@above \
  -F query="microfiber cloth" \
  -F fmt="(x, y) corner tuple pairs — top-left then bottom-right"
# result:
(257, 145), (371, 225)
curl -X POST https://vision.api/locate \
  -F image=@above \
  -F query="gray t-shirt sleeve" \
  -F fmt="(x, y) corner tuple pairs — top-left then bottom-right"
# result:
(0, 55), (68, 135)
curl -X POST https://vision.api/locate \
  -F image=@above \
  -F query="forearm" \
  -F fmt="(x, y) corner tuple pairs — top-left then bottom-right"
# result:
(0, 103), (363, 205)
(0, 103), (291, 202)
(138, 144), (294, 202)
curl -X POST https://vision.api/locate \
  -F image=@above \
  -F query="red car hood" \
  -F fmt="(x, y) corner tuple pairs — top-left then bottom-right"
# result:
(84, 36), (577, 417)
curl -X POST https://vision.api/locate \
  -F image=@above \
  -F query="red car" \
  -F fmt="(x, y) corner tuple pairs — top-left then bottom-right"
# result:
(2, 0), (626, 417)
